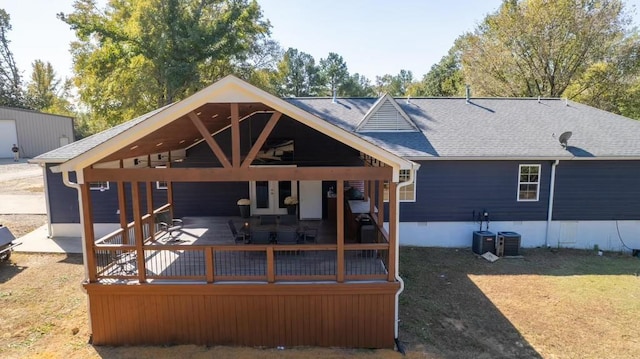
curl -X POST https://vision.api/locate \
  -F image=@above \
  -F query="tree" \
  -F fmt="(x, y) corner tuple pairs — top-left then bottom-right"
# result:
(0, 9), (24, 107)
(374, 70), (414, 96)
(25, 60), (74, 115)
(340, 73), (376, 97)
(60, 0), (270, 129)
(319, 52), (348, 96)
(275, 48), (323, 97)
(458, 0), (640, 101)
(414, 46), (464, 97)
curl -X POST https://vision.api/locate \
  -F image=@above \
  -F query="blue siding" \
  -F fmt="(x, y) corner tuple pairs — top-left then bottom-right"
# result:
(553, 161), (640, 220)
(398, 161), (551, 222)
(47, 166), (80, 223)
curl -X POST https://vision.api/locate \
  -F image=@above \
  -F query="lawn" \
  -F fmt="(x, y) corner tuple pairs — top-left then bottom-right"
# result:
(1, 247), (639, 358)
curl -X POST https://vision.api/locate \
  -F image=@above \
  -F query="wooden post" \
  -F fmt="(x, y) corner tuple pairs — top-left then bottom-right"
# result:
(205, 248), (215, 283)
(231, 103), (240, 168)
(368, 180), (375, 215)
(336, 180), (345, 283)
(80, 183), (97, 282)
(267, 247), (275, 283)
(117, 181), (129, 244)
(377, 180), (385, 226)
(131, 182), (147, 283)
(166, 161), (174, 218)
(146, 181), (155, 242)
(388, 181), (398, 282)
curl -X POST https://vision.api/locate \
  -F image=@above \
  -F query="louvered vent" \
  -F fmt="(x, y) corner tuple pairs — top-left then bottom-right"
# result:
(358, 99), (416, 132)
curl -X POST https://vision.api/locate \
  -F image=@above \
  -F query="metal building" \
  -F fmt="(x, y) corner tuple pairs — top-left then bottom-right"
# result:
(0, 107), (74, 158)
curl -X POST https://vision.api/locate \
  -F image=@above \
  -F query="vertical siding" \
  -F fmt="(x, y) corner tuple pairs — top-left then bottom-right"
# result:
(85, 283), (398, 348)
(47, 165), (80, 223)
(398, 160), (551, 222)
(553, 160), (640, 220)
(0, 107), (74, 158)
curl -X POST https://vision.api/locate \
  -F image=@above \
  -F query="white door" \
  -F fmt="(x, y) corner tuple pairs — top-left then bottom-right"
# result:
(299, 180), (322, 219)
(0, 120), (18, 158)
(250, 180), (298, 215)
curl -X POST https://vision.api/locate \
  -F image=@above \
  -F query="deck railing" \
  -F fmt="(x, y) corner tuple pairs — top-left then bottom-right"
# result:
(92, 204), (392, 283)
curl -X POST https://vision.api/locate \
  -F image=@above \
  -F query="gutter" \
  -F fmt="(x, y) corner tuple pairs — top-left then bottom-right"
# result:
(545, 160), (559, 247)
(393, 163), (419, 350)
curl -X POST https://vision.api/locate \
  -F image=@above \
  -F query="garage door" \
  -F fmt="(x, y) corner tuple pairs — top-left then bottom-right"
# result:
(0, 120), (18, 158)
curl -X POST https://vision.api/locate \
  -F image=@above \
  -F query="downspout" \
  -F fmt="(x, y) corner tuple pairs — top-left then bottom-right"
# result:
(40, 164), (53, 238)
(62, 171), (92, 331)
(393, 164), (418, 351)
(545, 160), (559, 248)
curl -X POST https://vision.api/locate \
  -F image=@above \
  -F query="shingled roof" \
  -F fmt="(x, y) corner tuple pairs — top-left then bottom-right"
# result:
(33, 86), (640, 164)
(287, 97), (640, 159)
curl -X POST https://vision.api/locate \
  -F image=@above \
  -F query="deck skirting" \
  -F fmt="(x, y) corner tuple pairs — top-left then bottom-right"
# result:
(84, 281), (399, 348)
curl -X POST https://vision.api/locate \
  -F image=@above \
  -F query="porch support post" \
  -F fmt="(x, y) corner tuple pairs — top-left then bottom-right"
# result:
(231, 103), (240, 167)
(377, 180), (385, 225)
(80, 182), (97, 282)
(166, 161), (174, 218)
(117, 181), (129, 244)
(188, 111), (232, 168)
(368, 180), (375, 215)
(131, 182), (147, 283)
(336, 180), (345, 283)
(146, 181), (155, 242)
(388, 181), (398, 282)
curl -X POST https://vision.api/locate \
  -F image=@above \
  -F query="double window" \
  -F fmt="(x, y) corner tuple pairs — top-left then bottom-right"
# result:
(518, 164), (540, 201)
(383, 170), (416, 202)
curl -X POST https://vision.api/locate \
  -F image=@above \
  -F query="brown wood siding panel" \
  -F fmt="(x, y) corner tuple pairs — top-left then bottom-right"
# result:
(86, 283), (397, 348)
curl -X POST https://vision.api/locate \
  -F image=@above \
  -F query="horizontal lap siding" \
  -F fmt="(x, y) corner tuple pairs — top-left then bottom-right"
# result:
(86, 283), (397, 348)
(553, 161), (640, 220)
(400, 161), (551, 222)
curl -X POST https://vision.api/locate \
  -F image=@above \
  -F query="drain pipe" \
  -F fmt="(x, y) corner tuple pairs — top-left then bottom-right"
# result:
(62, 171), (92, 332)
(393, 164), (418, 352)
(545, 160), (559, 248)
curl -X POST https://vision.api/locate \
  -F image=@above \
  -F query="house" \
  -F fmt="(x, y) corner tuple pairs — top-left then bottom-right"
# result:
(0, 107), (74, 158)
(31, 76), (640, 348)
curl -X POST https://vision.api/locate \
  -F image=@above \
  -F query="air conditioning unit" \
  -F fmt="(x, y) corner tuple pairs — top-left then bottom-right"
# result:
(497, 231), (521, 256)
(472, 231), (496, 255)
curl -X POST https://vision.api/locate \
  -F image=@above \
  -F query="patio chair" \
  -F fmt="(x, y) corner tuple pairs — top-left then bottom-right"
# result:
(303, 226), (318, 243)
(276, 229), (300, 245)
(228, 220), (248, 244)
(155, 211), (183, 241)
(250, 230), (272, 244)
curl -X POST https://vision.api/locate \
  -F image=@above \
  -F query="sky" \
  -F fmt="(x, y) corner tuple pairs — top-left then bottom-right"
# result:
(2, 0), (639, 83)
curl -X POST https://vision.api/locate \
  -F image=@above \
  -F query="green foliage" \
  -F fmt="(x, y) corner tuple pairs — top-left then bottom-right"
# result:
(340, 73), (376, 97)
(60, 0), (270, 129)
(0, 9), (25, 107)
(457, 0), (640, 112)
(414, 47), (464, 97)
(274, 47), (323, 97)
(374, 69), (414, 96)
(319, 52), (348, 96)
(25, 60), (75, 116)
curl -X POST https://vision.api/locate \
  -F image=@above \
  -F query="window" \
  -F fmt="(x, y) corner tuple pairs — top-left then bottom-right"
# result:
(89, 181), (109, 191)
(155, 166), (167, 190)
(518, 164), (540, 201)
(383, 170), (416, 202)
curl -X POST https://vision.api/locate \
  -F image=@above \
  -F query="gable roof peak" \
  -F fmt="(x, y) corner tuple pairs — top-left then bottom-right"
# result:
(356, 94), (418, 133)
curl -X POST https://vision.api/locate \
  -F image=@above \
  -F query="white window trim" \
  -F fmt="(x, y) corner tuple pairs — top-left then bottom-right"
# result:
(89, 181), (110, 191)
(517, 164), (541, 202)
(384, 170), (416, 203)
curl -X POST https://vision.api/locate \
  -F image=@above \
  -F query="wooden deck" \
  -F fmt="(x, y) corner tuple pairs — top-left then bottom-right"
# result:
(94, 216), (390, 283)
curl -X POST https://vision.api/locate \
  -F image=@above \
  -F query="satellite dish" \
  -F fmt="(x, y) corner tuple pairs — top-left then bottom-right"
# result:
(559, 131), (572, 148)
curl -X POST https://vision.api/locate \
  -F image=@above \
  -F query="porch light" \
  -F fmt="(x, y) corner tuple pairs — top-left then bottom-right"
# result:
(179, 140), (186, 144)
(156, 142), (163, 147)
(196, 111), (202, 116)
(130, 145), (138, 150)
(211, 114), (218, 119)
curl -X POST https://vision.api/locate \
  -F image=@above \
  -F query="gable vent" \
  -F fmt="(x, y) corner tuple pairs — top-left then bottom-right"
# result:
(357, 96), (418, 132)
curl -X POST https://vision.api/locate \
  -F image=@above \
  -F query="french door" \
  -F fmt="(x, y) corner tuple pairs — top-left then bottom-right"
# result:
(250, 180), (297, 215)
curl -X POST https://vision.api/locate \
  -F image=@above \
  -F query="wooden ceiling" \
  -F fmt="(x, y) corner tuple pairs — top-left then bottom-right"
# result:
(97, 102), (273, 164)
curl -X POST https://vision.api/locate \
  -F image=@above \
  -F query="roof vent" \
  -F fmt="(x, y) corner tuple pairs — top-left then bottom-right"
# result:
(332, 88), (337, 104)
(558, 131), (572, 148)
(537, 96), (541, 103)
(406, 96), (411, 104)
(465, 85), (471, 104)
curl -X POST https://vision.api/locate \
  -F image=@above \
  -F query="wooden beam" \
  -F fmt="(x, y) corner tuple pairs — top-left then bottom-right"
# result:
(146, 181), (155, 242)
(337, 180), (344, 283)
(205, 248), (215, 283)
(230, 103), (240, 167)
(117, 181), (129, 245)
(267, 247), (275, 283)
(241, 112), (281, 168)
(80, 183), (97, 282)
(388, 182), (398, 282)
(85, 166), (393, 182)
(188, 111), (231, 168)
(377, 180), (385, 226)
(131, 182), (147, 283)
(166, 161), (174, 218)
